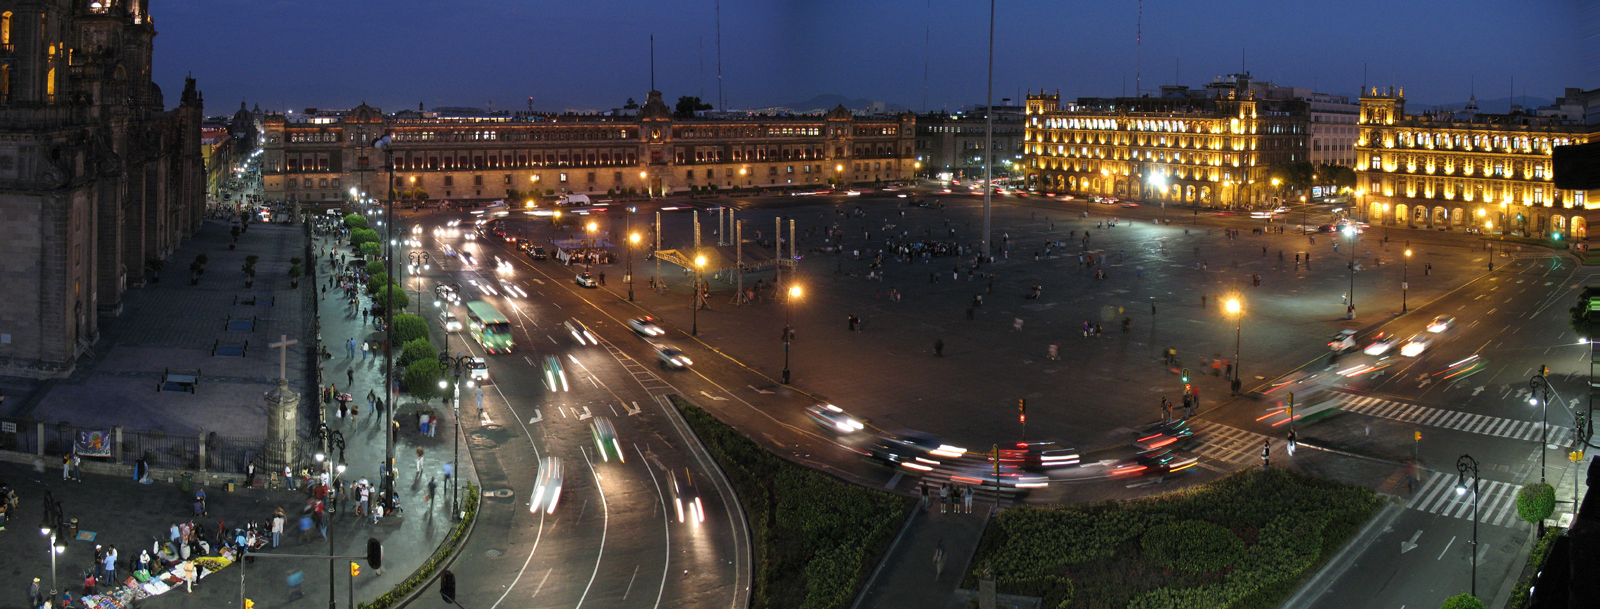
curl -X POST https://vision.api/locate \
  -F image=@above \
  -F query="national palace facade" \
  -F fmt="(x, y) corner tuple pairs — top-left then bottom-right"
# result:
(260, 91), (917, 206)
(1354, 87), (1593, 239)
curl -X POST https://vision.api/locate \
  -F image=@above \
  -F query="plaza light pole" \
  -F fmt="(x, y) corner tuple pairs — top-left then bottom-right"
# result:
(40, 493), (64, 607)
(1455, 454), (1480, 598)
(435, 356), (471, 521)
(408, 251), (431, 315)
(1344, 226), (1357, 319)
(782, 285), (801, 384)
(692, 254), (706, 336)
(1226, 297), (1242, 392)
(1402, 249), (1411, 312)
(1530, 369), (1552, 484)
(372, 133), (397, 512)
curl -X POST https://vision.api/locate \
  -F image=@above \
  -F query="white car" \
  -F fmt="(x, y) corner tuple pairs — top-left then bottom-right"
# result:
(530, 456), (564, 514)
(1329, 330), (1358, 352)
(653, 344), (692, 369)
(1363, 333), (1396, 356)
(1427, 315), (1456, 333)
(466, 356), (489, 382)
(564, 319), (598, 345)
(574, 271), (598, 288)
(1400, 335), (1431, 357)
(439, 311), (463, 333)
(669, 468), (704, 527)
(626, 316), (666, 337)
(805, 403), (865, 434)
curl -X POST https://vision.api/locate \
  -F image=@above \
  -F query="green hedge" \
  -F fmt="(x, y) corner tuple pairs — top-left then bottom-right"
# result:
(391, 314), (429, 346)
(358, 481), (479, 609)
(965, 468), (1380, 609)
(344, 213), (369, 230)
(1517, 482), (1556, 525)
(1506, 528), (1565, 609)
(671, 395), (912, 609)
(1440, 593), (1485, 609)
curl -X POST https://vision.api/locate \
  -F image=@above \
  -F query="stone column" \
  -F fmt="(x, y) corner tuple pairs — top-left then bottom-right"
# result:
(264, 379), (299, 469)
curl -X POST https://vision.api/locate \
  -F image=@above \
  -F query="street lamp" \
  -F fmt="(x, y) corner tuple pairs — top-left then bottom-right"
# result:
(1455, 454), (1481, 598)
(1226, 297), (1242, 393)
(692, 254), (707, 336)
(1403, 249), (1411, 312)
(1530, 369), (1553, 484)
(437, 353), (474, 520)
(627, 232), (641, 302)
(40, 493), (64, 607)
(1343, 226), (1357, 319)
(783, 285), (802, 384)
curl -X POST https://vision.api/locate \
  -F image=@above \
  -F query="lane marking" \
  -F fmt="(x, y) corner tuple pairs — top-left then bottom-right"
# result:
(1438, 536), (1455, 560)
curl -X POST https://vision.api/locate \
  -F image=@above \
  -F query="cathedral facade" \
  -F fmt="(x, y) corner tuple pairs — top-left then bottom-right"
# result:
(0, 0), (205, 377)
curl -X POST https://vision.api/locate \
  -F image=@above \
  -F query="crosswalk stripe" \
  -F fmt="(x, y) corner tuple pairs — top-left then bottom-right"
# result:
(1374, 401), (1404, 418)
(1485, 419), (1511, 437)
(1407, 473), (1449, 509)
(1419, 409), (1448, 426)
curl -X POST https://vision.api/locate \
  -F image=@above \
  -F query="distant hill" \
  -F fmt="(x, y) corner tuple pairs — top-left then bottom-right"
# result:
(757, 94), (910, 114)
(1414, 95), (1556, 114)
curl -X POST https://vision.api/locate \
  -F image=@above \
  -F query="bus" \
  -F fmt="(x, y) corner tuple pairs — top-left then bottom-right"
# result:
(465, 301), (514, 354)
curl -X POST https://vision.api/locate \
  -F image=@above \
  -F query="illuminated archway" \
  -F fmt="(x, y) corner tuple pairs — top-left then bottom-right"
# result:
(1432, 206), (1448, 228)
(1369, 202), (1384, 221)
(1573, 216), (1587, 239)
(1394, 203), (1408, 225)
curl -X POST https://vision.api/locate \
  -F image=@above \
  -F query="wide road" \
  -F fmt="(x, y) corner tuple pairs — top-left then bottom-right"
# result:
(399, 219), (748, 609)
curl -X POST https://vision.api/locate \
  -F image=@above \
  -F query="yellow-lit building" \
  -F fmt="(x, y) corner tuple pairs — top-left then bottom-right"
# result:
(1355, 87), (1592, 239)
(1023, 81), (1309, 209)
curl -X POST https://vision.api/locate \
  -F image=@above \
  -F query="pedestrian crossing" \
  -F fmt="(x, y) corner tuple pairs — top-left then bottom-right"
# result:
(1334, 394), (1571, 446)
(1405, 471), (1527, 527)
(1187, 421), (1271, 465)
(600, 338), (673, 394)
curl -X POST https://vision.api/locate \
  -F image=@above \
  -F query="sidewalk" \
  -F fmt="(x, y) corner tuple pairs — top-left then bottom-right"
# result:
(853, 503), (1004, 609)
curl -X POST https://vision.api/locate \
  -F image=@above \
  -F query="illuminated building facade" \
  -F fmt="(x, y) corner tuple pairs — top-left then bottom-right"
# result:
(914, 103), (1025, 179)
(260, 91), (917, 207)
(1022, 78), (1309, 209)
(1354, 87), (1593, 238)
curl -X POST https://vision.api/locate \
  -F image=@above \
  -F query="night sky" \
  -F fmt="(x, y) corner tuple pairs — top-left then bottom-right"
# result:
(156, 0), (1588, 117)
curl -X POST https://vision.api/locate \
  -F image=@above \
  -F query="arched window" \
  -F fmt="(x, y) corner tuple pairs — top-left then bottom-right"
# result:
(2, 12), (13, 47)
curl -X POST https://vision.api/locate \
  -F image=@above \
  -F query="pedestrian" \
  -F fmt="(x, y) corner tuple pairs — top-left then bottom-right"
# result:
(246, 461), (256, 488)
(28, 577), (42, 608)
(416, 447), (425, 474)
(1261, 439), (1271, 469)
(102, 545), (117, 583)
(1201, 294), (1207, 308)
(361, 342), (370, 360)
(62, 453), (71, 481)
(346, 367), (354, 386)
(933, 539), (946, 579)
(271, 512), (283, 548)
(919, 481), (929, 511)
(346, 338), (356, 358)
(934, 338), (945, 357)
(138, 550), (150, 574)
(1047, 344), (1059, 360)
(338, 399), (347, 419)
(70, 452), (81, 481)
(427, 478), (437, 507)
(939, 483), (949, 514)
(367, 389), (377, 413)
(181, 559), (197, 593)
(284, 465), (295, 491)
(1287, 429), (1298, 456)
(962, 485), (973, 513)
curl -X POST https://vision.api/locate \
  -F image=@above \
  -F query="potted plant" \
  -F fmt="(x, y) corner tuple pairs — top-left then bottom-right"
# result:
(287, 264), (302, 288)
(146, 257), (165, 284)
(189, 260), (202, 285)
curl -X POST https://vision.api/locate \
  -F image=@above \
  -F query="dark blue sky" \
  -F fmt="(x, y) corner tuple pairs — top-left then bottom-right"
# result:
(156, 0), (1588, 116)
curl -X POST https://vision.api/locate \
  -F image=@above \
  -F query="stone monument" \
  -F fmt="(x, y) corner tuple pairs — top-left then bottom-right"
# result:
(264, 335), (300, 468)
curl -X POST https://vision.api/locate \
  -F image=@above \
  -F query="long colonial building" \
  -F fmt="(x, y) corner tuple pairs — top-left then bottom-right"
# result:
(1022, 78), (1310, 209)
(260, 91), (917, 206)
(0, 0), (205, 376)
(1354, 87), (1594, 239)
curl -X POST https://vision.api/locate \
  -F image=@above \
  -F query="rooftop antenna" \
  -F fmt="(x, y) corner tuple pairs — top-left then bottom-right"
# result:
(1135, 0), (1142, 97)
(650, 34), (656, 92)
(699, 36), (704, 101)
(1362, 63), (1367, 95)
(923, 0), (930, 111)
(716, 0), (724, 110)
(1175, 57), (1180, 88)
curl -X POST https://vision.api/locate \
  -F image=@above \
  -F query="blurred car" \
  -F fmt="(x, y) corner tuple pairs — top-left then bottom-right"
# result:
(949, 464), (1048, 489)
(529, 456), (564, 514)
(996, 441), (1080, 470)
(1133, 420), (1195, 451)
(1363, 332), (1397, 356)
(564, 319), (598, 345)
(590, 417), (625, 463)
(542, 355), (570, 392)
(1400, 334), (1431, 357)
(669, 468), (704, 527)
(1110, 449), (1199, 477)
(574, 271), (598, 287)
(653, 344), (692, 369)
(626, 316), (666, 337)
(1121, 202), (1139, 208)
(1329, 329), (1357, 352)
(465, 356), (489, 382)
(1427, 315), (1456, 333)
(529, 246), (549, 260)
(434, 283), (460, 304)
(882, 430), (966, 459)
(805, 403), (865, 434)
(439, 310), (463, 333)
(863, 440), (940, 471)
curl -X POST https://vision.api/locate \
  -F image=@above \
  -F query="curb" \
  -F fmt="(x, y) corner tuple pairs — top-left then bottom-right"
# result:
(848, 503), (922, 609)
(386, 482), (480, 609)
(1278, 499), (1405, 609)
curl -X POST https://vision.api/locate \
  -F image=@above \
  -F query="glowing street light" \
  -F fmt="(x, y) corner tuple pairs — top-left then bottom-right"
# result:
(692, 255), (707, 335)
(783, 284), (802, 384)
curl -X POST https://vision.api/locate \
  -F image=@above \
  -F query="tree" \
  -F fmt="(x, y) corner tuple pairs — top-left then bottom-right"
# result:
(391, 314), (430, 346)
(404, 358), (444, 399)
(365, 260), (386, 277)
(350, 228), (380, 249)
(1517, 481), (1556, 525)
(366, 272), (391, 296)
(623, 97), (639, 110)
(374, 283), (409, 311)
(1270, 161), (1317, 193)
(399, 337), (437, 368)
(359, 242), (381, 259)
(674, 96), (713, 119)
(344, 214), (369, 230)
(287, 264), (302, 288)
(1318, 164), (1357, 190)
(1439, 593), (1484, 609)
(1568, 287), (1600, 340)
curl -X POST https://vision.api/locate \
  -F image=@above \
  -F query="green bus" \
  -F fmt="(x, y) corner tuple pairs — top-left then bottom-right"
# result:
(466, 301), (514, 354)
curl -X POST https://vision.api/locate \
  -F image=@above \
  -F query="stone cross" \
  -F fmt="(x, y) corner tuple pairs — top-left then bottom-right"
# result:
(269, 334), (299, 382)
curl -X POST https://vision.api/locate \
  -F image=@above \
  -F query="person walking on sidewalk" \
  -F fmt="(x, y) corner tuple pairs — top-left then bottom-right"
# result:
(102, 545), (117, 583)
(181, 560), (197, 593)
(415, 447), (425, 475)
(933, 539), (947, 579)
(962, 485), (973, 514)
(346, 338), (356, 359)
(939, 483), (949, 514)
(919, 481), (929, 511)
(70, 452), (81, 481)
(1260, 440), (1271, 469)
(362, 342), (370, 360)
(271, 511), (283, 548)
(346, 368), (354, 387)
(28, 577), (42, 608)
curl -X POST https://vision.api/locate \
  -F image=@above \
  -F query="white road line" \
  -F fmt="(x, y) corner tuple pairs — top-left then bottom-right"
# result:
(634, 443), (671, 609)
(573, 445), (610, 609)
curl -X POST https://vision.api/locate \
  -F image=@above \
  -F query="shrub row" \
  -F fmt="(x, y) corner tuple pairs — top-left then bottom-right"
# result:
(1505, 527), (1565, 609)
(671, 396), (912, 609)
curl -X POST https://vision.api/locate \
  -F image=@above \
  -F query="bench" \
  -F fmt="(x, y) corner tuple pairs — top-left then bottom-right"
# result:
(158, 367), (201, 393)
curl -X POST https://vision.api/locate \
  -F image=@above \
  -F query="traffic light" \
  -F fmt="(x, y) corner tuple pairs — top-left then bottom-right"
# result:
(1018, 399), (1026, 423)
(1414, 431), (1422, 442)
(440, 570), (458, 604)
(350, 562), (361, 578)
(1183, 383), (1191, 396)
(245, 600), (255, 609)
(1286, 393), (1294, 418)
(1540, 365), (1549, 377)
(1181, 368), (1190, 383)
(366, 538), (383, 570)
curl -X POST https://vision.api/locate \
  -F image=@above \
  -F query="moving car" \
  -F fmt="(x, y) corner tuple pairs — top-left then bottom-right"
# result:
(1363, 332), (1397, 356)
(564, 319), (599, 345)
(804, 403), (865, 434)
(435, 284), (460, 304)
(1110, 449), (1199, 477)
(528, 246), (549, 260)
(948, 464), (1048, 489)
(863, 440), (941, 471)
(626, 316), (666, 337)
(996, 441), (1080, 470)
(529, 456), (564, 514)
(574, 271), (598, 288)
(1400, 334), (1431, 357)
(590, 417), (625, 463)
(1329, 329), (1358, 352)
(439, 310), (463, 333)
(669, 468), (704, 527)
(881, 431), (966, 459)
(1133, 420), (1196, 451)
(465, 356), (489, 382)
(542, 355), (570, 392)
(1427, 315), (1456, 333)
(653, 344), (692, 369)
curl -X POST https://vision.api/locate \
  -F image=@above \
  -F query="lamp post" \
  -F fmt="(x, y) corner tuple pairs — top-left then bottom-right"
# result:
(408, 251), (431, 315)
(1455, 454), (1480, 598)
(40, 493), (64, 607)
(435, 353), (474, 520)
(783, 285), (802, 384)
(692, 254), (706, 336)
(1402, 249), (1411, 312)
(628, 232), (640, 301)
(1226, 297), (1242, 393)
(372, 133), (398, 512)
(1530, 369), (1552, 484)
(1344, 226), (1357, 319)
